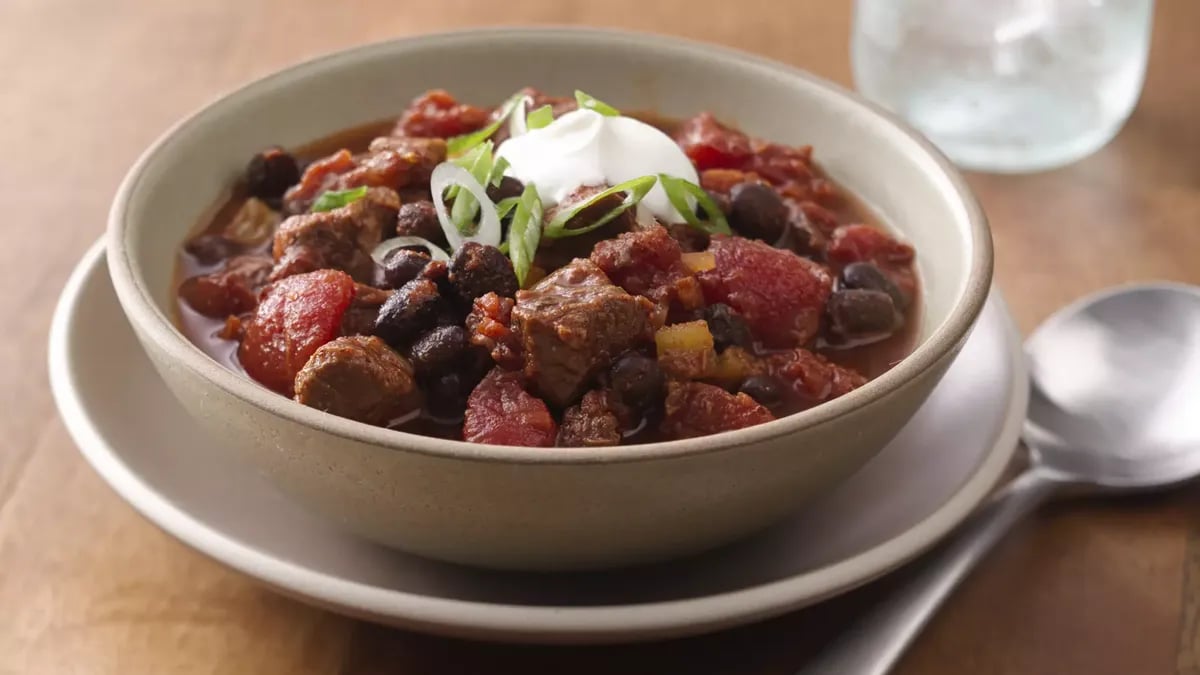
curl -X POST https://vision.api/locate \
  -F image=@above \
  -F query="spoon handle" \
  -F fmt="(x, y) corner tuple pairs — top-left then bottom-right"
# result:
(797, 466), (1061, 675)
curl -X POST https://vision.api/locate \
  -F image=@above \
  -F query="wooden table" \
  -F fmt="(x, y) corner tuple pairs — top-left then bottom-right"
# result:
(2, 0), (1197, 672)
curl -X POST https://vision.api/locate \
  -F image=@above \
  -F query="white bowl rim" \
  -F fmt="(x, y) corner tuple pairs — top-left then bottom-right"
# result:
(106, 26), (993, 466)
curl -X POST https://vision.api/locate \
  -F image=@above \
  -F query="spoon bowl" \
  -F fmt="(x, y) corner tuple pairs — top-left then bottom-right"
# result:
(1024, 283), (1200, 489)
(803, 282), (1200, 675)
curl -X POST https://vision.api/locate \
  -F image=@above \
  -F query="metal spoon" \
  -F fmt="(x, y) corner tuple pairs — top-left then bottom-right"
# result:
(801, 283), (1200, 675)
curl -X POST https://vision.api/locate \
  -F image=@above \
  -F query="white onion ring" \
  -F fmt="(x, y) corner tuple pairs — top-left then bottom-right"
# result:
(430, 162), (502, 250)
(371, 236), (450, 264)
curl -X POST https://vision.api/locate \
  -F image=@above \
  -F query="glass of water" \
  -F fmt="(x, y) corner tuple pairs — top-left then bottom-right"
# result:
(852, 0), (1154, 173)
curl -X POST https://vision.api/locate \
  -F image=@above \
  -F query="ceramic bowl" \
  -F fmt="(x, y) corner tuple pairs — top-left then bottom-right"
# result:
(106, 28), (991, 571)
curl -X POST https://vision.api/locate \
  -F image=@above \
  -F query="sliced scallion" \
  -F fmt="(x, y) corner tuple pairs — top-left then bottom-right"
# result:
(487, 156), (510, 189)
(429, 162), (502, 250)
(544, 176), (657, 239)
(446, 92), (525, 157)
(506, 183), (544, 287)
(310, 186), (368, 212)
(657, 173), (732, 235)
(449, 141), (495, 230)
(495, 196), (520, 221)
(574, 90), (620, 117)
(526, 105), (554, 130)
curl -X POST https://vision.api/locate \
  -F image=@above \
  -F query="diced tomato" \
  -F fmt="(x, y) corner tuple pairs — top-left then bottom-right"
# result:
(238, 269), (356, 396)
(395, 89), (490, 139)
(747, 141), (814, 186)
(661, 381), (774, 439)
(827, 224), (916, 266)
(282, 149), (355, 213)
(676, 112), (753, 171)
(462, 369), (557, 447)
(766, 348), (867, 408)
(699, 235), (833, 348)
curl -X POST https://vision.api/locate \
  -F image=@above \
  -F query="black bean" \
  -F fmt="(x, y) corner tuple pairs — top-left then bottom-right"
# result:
(244, 146), (300, 200)
(729, 182), (788, 243)
(704, 303), (753, 351)
(609, 353), (665, 410)
(395, 201), (446, 246)
(379, 248), (431, 289)
(827, 289), (899, 338)
(487, 176), (525, 203)
(426, 371), (470, 421)
(374, 278), (443, 348)
(739, 375), (787, 410)
(448, 242), (518, 304)
(408, 325), (467, 377)
(184, 234), (238, 266)
(839, 262), (909, 310)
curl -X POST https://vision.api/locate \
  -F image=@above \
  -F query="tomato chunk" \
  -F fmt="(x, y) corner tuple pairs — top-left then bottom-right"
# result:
(395, 89), (490, 139)
(827, 225), (915, 266)
(676, 112), (753, 171)
(462, 369), (557, 447)
(661, 381), (774, 439)
(238, 269), (356, 396)
(699, 235), (833, 348)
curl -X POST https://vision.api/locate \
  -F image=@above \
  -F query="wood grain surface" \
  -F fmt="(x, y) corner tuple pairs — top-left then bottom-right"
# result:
(2, 0), (1197, 673)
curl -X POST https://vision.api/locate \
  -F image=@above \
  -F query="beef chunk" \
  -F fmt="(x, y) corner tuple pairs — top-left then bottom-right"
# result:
(698, 235), (833, 348)
(294, 336), (421, 426)
(512, 259), (655, 408)
(463, 368), (557, 447)
(271, 187), (398, 283)
(340, 283), (393, 336)
(557, 390), (623, 447)
(465, 292), (522, 370)
(590, 225), (704, 318)
(661, 381), (775, 439)
(178, 255), (272, 318)
(282, 138), (446, 213)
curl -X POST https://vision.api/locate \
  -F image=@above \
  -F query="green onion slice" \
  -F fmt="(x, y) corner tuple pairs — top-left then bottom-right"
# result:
(448, 141), (495, 229)
(310, 186), (368, 212)
(526, 105), (554, 130)
(487, 156), (510, 189)
(544, 176), (657, 239)
(657, 173), (732, 235)
(446, 92), (525, 157)
(506, 183), (544, 287)
(429, 162), (502, 249)
(494, 196), (520, 221)
(574, 90), (620, 117)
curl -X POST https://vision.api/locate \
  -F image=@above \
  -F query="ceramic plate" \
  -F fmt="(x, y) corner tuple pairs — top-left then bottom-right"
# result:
(50, 240), (1026, 644)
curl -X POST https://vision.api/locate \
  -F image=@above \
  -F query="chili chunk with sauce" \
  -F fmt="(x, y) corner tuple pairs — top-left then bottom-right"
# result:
(176, 88), (919, 446)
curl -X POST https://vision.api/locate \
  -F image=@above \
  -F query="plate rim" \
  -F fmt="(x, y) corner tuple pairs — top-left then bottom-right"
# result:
(50, 239), (1027, 643)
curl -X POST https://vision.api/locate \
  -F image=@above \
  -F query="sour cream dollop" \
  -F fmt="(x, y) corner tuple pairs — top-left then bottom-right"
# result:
(495, 109), (700, 223)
